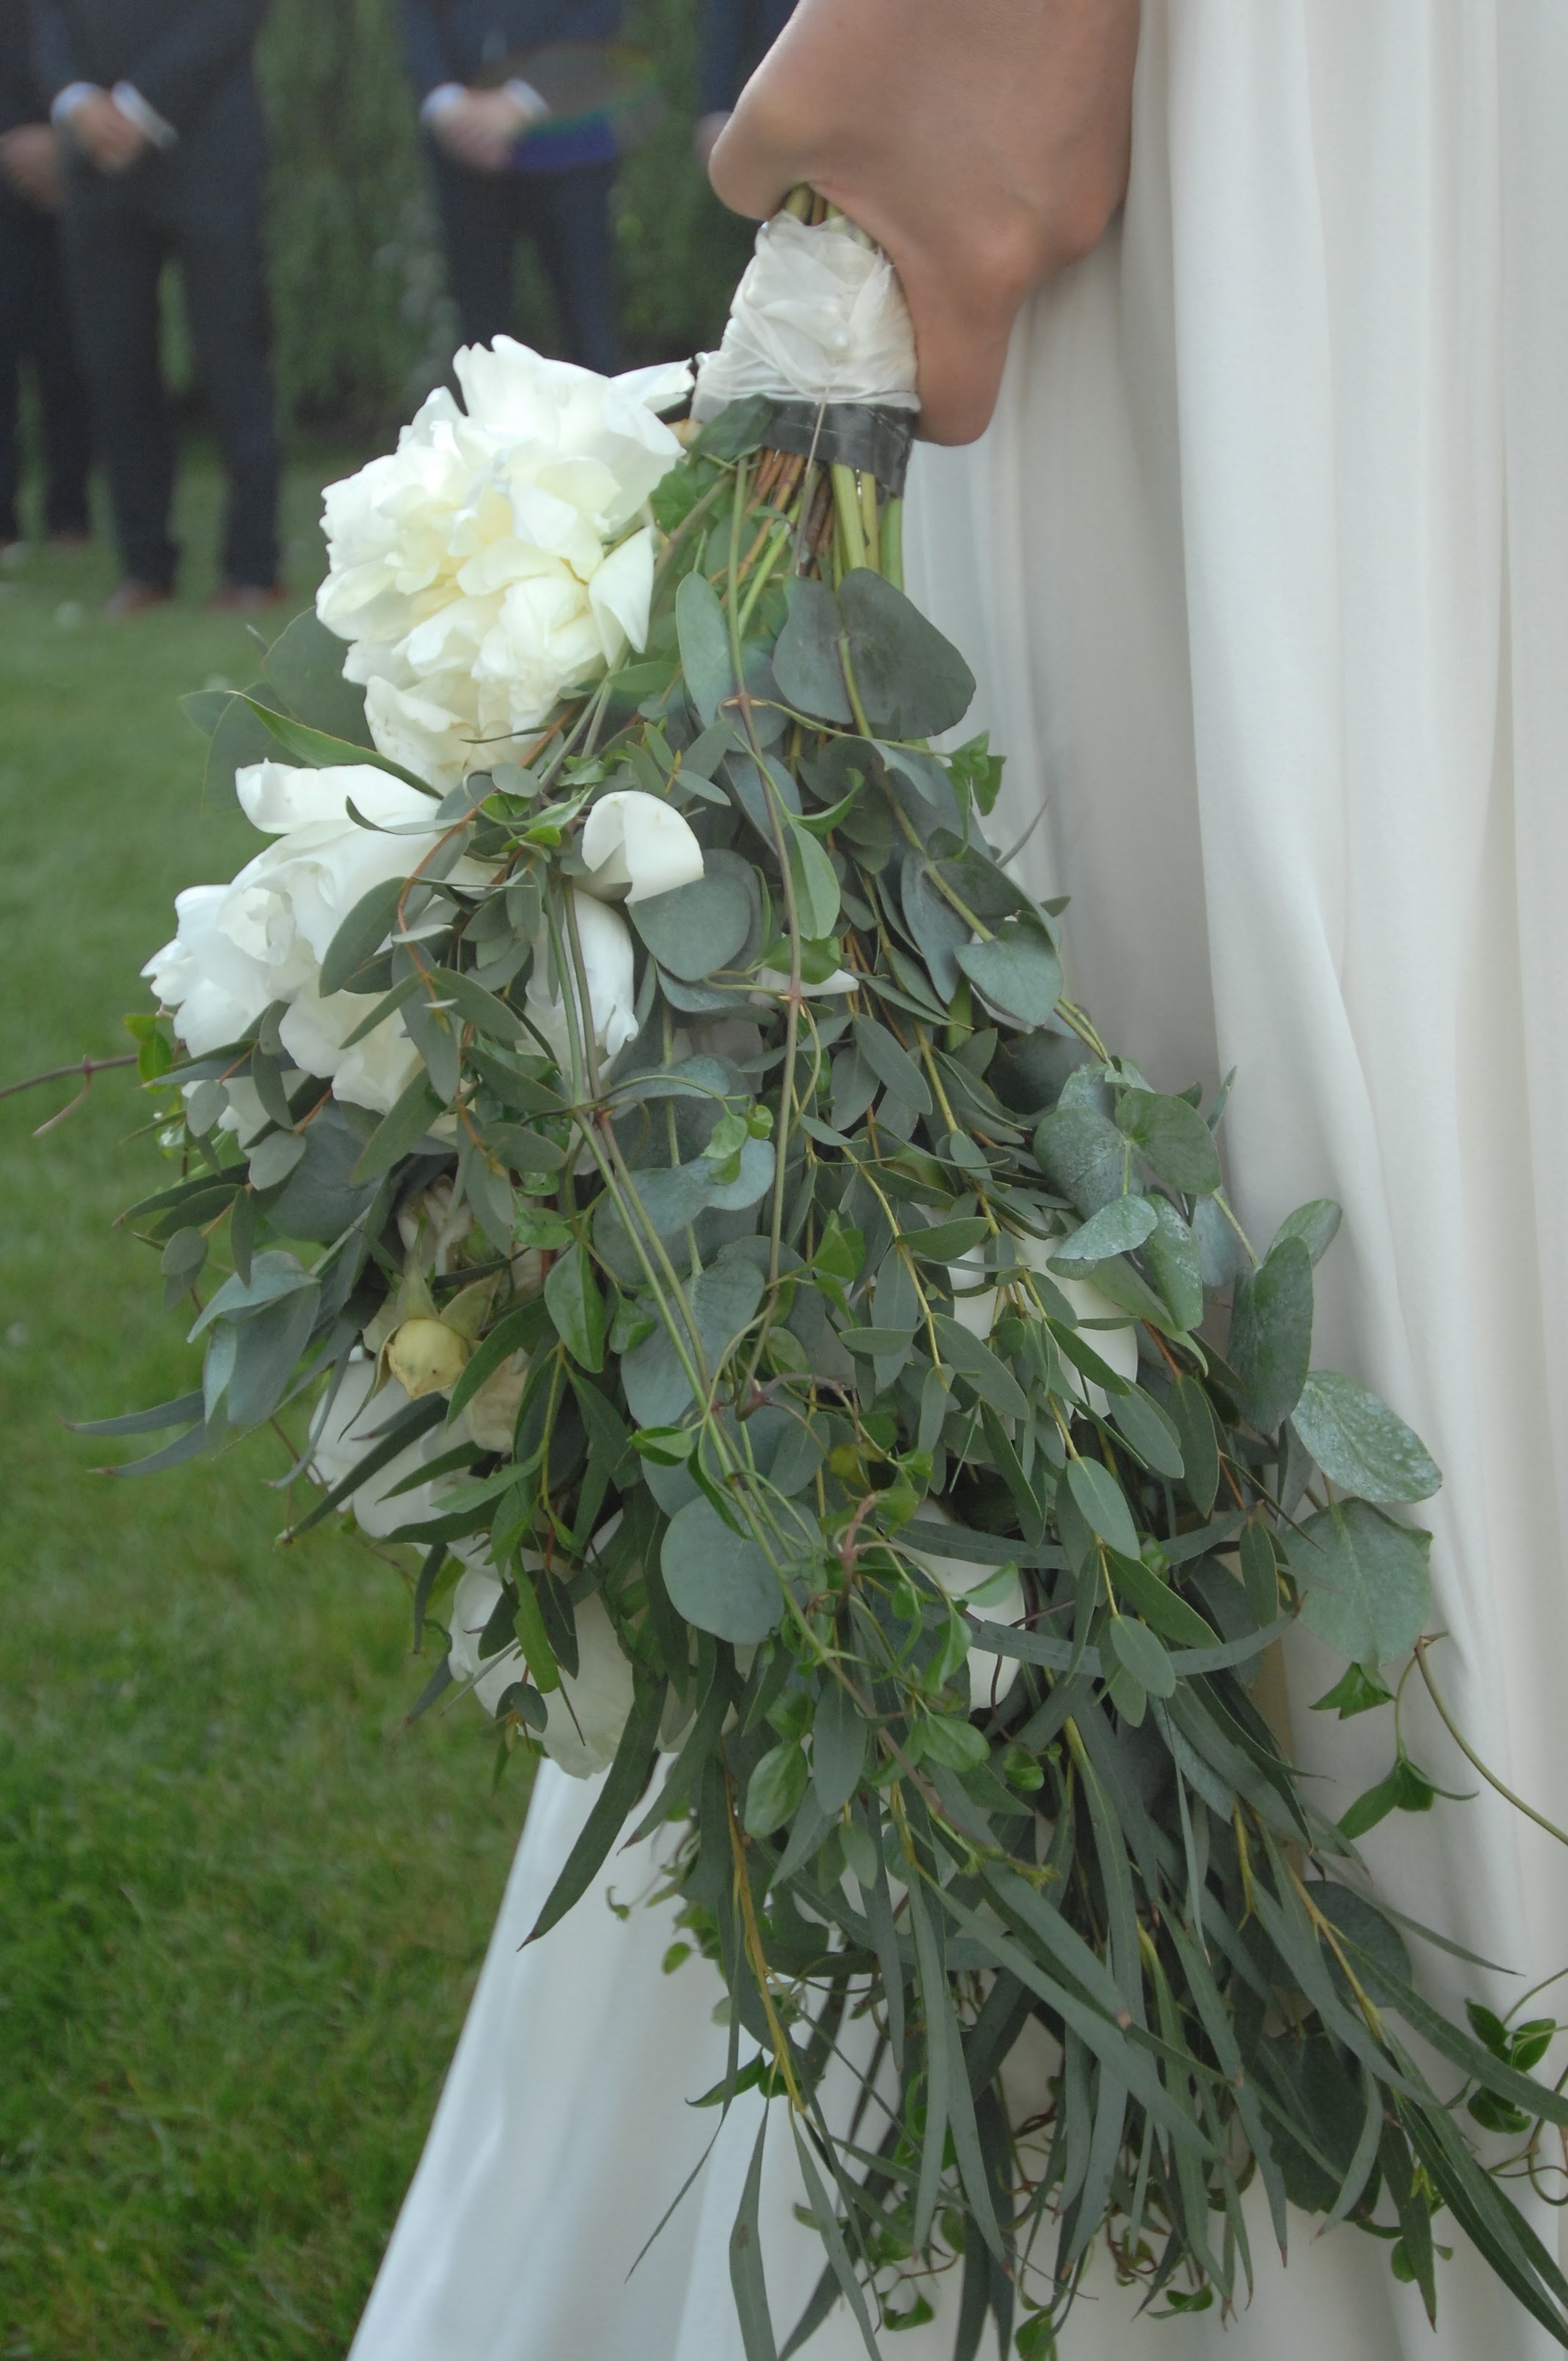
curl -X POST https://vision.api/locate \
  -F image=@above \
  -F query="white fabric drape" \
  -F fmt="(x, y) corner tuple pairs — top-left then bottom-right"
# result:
(351, 4), (1568, 2354)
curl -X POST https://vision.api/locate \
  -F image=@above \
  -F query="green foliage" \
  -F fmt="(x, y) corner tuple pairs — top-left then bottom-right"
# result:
(257, 0), (754, 427)
(86, 405), (1568, 2358)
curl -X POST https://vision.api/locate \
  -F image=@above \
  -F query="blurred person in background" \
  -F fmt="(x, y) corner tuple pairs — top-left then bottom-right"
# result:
(29, 0), (283, 614)
(692, 0), (791, 168)
(0, 0), (90, 553)
(404, 0), (624, 377)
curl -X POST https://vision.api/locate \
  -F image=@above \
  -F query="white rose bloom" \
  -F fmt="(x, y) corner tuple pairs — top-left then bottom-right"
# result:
(181, 1071), (305, 1147)
(278, 973), (424, 1117)
(143, 761), (490, 1113)
(524, 888), (637, 1069)
(361, 677), (484, 792)
(580, 790), (705, 904)
(446, 1564), (635, 1777)
(315, 343), (692, 788)
(949, 1236), (1139, 1412)
(911, 1499), (1026, 1713)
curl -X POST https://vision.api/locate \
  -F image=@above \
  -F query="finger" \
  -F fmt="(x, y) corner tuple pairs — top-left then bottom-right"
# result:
(907, 311), (1015, 447)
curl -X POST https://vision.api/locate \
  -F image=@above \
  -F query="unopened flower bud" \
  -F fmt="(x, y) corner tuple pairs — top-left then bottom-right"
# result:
(387, 1316), (471, 1400)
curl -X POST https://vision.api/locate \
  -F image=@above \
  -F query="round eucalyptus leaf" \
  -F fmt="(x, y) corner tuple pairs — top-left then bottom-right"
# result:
(1049, 1194), (1156, 1274)
(838, 568), (976, 739)
(1291, 1371), (1441, 1504)
(957, 918), (1062, 1029)
(1287, 1500), (1433, 1666)
(630, 865), (754, 982)
(662, 1495), (783, 1644)
(1116, 1088), (1223, 1195)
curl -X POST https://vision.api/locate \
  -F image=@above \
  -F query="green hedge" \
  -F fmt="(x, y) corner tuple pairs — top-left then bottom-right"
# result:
(256, 0), (755, 429)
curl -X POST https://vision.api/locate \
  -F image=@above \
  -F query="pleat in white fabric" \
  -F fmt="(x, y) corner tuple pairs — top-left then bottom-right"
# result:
(350, 5), (1568, 2354)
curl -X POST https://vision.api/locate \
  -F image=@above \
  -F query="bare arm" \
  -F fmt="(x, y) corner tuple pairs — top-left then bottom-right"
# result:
(708, 0), (1139, 445)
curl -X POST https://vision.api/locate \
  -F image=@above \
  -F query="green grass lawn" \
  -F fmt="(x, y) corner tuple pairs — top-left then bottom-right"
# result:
(0, 452), (527, 2358)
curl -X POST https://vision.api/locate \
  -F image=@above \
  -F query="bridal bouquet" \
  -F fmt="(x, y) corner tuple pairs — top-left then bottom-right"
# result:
(91, 199), (1568, 2356)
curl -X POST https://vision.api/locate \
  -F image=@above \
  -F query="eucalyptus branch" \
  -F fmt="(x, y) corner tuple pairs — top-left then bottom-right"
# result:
(1413, 1637), (1568, 1852)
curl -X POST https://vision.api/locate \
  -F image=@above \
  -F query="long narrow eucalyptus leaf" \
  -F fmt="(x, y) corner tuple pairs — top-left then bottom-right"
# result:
(789, 2120), (881, 2360)
(730, 2117), (780, 2361)
(524, 1681), (664, 1945)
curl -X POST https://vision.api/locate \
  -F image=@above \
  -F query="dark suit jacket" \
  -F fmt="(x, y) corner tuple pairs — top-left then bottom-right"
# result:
(1, 0), (48, 131)
(401, 0), (621, 106)
(29, 0), (269, 137)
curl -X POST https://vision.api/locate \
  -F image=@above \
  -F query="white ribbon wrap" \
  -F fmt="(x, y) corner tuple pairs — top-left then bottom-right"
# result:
(692, 214), (918, 422)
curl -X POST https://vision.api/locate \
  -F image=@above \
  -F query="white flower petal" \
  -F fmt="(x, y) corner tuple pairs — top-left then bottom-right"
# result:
(587, 526), (656, 662)
(277, 976), (423, 1114)
(309, 1366), (454, 1538)
(525, 889), (637, 1067)
(580, 789), (705, 905)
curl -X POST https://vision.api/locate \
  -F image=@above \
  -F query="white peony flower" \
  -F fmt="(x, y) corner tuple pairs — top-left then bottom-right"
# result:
(910, 1500), (1026, 1712)
(524, 888), (637, 1070)
(580, 790), (705, 905)
(446, 1565), (635, 1777)
(950, 1236), (1139, 1413)
(316, 343), (692, 789)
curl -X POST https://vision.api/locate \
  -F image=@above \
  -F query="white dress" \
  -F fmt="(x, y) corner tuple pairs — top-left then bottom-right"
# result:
(350, 4), (1568, 2355)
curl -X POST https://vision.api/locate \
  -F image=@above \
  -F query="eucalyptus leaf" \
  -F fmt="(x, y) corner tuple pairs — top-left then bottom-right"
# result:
(544, 1241), (606, 1374)
(662, 1495), (783, 1643)
(1033, 1103), (1128, 1216)
(675, 571), (735, 728)
(838, 568), (975, 739)
(1106, 1616), (1177, 1699)
(957, 917), (1062, 1029)
(1116, 1089), (1223, 1194)
(1050, 1194), (1156, 1273)
(1291, 1371), (1442, 1505)
(1229, 1235), (1314, 1432)
(773, 576), (852, 725)
(1064, 1457), (1140, 1560)
(630, 862), (754, 981)
(1287, 1500), (1433, 1666)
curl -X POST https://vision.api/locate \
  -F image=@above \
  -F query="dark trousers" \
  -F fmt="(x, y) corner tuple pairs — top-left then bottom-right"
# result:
(61, 142), (279, 590)
(433, 156), (619, 377)
(0, 197), (92, 543)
